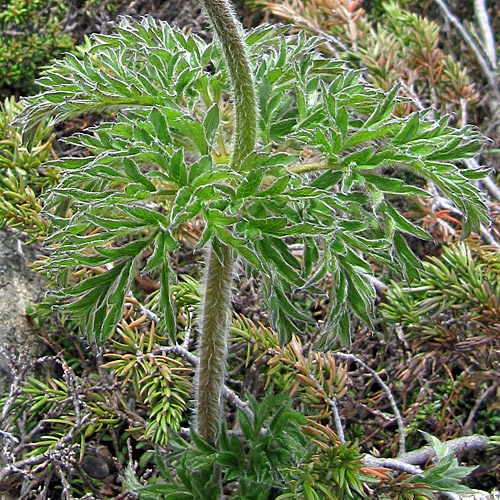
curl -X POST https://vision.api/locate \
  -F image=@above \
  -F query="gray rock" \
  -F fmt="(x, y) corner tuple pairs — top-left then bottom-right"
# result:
(0, 230), (47, 395)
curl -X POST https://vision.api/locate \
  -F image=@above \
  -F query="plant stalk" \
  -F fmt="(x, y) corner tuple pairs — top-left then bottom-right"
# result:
(196, 243), (234, 445)
(201, 0), (257, 171)
(195, 0), (257, 446)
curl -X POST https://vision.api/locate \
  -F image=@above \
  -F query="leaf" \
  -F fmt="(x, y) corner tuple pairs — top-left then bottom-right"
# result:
(96, 239), (150, 259)
(430, 141), (482, 162)
(256, 176), (290, 197)
(239, 152), (296, 174)
(257, 239), (304, 287)
(119, 204), (169, 228)
(190, 428), (218, 454)
(393, 232), (422, 282)
(362, 174), (430, 197)
(274, 287), (314, 324)
(393, 112), (420, 145)
(169, 150), (188, 186)
(337, 309), (351, 349)
(268, 238), (301, 270)
(342, 129), (389, 150)
(236, 244), (268, 274)
(345, 270), (375, 326)
(236, 169), (265, 200)
(203, 104), (219, 147)
(174, 117), (208, 155)
(381, 202), (431, 240)
(311, 170), (343, 189)
(188, 156), (213, 184)
(238, 407), (255, 442)
(246, 217), (288, 234)
(363, 84), (399, 129)
(149, 107), (172, 144)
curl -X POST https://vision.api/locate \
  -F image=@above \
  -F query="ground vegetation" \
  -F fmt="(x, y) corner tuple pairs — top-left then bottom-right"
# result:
(0, 0), (499, 499)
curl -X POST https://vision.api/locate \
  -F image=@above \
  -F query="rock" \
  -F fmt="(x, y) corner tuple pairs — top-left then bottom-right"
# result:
(0, 230), (47, 395)
(81, 455), (111, 480)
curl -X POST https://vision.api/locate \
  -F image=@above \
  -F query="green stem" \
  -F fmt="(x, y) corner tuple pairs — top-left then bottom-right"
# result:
(288, 160), (329, 174)
(195, 0), (257, 447)
(196, 243), (233, 445)
(201, 0), (257, 171)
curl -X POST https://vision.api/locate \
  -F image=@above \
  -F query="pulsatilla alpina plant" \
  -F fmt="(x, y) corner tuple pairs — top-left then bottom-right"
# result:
(16, 18), (488, 347)
(14, 7), (490, 497)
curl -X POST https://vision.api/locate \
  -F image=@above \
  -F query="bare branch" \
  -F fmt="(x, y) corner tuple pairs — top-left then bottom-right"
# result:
(434, 0), (499, 97)
(397, 434), (490, 465)
(363, 455), (422, 474)
(364, 434), (490, 474)
(126, 294), (161, 325)
(474, 0), (497, 69)
(333, 352), (406, 454)
(463, 382), (499, 435)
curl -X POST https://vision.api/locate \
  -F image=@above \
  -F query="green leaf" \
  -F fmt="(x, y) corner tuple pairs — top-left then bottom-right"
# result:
(190, 429), (218, 454)
(170, 150), (188, 186)
(345, 270), (375, 326)
(381, 202), (431, 240)
(238, 407), (255, 442)
(430, 141), (482, 162)
(239, 152), (296, 174)
(268, 238), (301, 270)
(119, 204), (169, 228)
(342, 129), (389, 150)
(203, 104), (219, 147)
(362, 174), (430, 197)
(236, 169), (265, 200)
(96, 239), (150, 259)
(274, 287), (314, 324)
(188, 156), (213, 184)
(246, 217), (288, 234)
(337, 309), (351, 349)
(311, 170), (343, 189)
(256, 176), (290, 197)
(363, 84), (399, 129)
(393, 112), (420, 145)
(393, 232), (422, 282)
(236, 244), (268, 274)
(257, 240), (304, 287)
(174, 117), (208, 155)
(149, 107), (172, 144)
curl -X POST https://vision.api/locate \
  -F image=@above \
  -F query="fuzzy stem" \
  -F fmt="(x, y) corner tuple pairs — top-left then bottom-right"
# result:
(196, 243), (234, 444)
(194, 0), (258, 448)
(201, 0), (257, 170)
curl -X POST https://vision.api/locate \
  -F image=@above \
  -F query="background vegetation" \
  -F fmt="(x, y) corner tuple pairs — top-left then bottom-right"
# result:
(0, 0), (499, 498)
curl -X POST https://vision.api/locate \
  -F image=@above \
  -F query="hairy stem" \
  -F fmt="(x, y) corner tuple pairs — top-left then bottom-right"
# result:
(201, 0), (257, 170)
(196, 243), (234, 444)
(194, 0), (258, 448)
